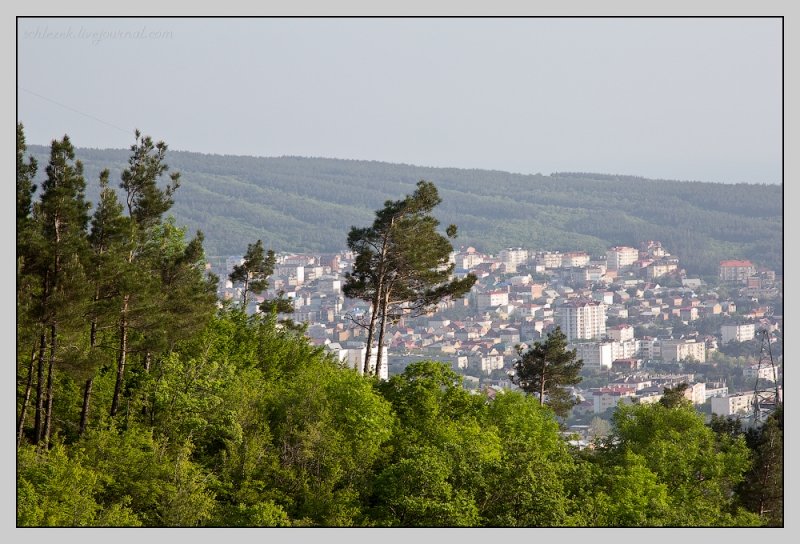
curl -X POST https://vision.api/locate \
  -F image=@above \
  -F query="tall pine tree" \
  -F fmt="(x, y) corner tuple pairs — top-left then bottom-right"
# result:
(28, 135), (91, 446)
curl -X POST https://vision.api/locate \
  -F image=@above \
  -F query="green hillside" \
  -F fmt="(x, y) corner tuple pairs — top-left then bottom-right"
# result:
(26, 145), (783, 275)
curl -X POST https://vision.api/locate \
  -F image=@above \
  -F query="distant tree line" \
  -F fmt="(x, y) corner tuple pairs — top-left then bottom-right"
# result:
(24, 145), (783, 275)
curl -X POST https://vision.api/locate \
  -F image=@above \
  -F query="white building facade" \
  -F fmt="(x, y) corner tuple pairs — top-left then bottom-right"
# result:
(558, 299), (607, 341)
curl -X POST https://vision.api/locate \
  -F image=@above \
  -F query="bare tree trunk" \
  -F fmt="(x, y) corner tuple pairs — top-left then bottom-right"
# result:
(43, 323), (57, 449)
(375, 288), (392, 379)
(17, 344), (38, 447)
(111, 303), (129, 417)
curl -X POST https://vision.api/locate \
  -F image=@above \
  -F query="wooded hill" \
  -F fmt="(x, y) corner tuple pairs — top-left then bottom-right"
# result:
(26, 145), (783, 275)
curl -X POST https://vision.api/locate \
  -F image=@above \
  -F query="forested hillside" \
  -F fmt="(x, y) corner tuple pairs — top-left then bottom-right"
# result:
(26, 145), (782, 276)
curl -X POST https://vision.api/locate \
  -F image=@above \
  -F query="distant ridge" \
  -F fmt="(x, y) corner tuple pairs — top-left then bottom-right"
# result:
(25, 145), (783, 275)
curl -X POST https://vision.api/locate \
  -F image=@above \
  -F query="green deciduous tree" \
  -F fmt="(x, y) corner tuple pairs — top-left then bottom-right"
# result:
(511, 326), (583, 418)
(601, 400), (759, 526)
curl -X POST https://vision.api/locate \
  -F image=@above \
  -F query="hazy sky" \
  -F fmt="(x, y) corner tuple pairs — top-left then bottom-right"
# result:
(17, 17), (782, 184)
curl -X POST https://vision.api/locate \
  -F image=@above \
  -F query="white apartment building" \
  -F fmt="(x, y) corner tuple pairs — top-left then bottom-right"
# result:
(719, 260), (756, 283)
(660, 339), (706, 363)
(572, 339), (641, 370)
(535, 251), (563, 269)
(276, 264), (305, 283)
(638, 338), (661, 360)
(454, 251), (486, 270)
(593, 387), (637, 413)
(743, 363), (779, 382)
(607, 324), (634, 342)
(606, 246), (639, 272)
(558, 299), (607, 341)
(720, 323), (756, 344)
(469, 354), (505, 373)
(332, 345), (390, 381)
(477, 290), (510, 312)
(499, 247), (528, 267)
(711, 391), (756, 417)
(573, 342), (614, 370)
(561, 253), (590, 268)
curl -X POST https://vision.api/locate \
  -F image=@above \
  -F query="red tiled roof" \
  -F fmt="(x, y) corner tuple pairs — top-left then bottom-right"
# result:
(719, 260), (754, 267)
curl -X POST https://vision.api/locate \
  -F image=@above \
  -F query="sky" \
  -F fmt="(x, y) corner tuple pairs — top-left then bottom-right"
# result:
(16, 17), (782, 185)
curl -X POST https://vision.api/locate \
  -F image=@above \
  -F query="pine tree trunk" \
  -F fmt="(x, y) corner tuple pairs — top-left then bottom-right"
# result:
(17, 345), (37, 447)
(33, 330), (47, 444)
(363, 295), (380, 374)
(111, 303), (128, 417)
(539, 363), (547, 407)
(79, 314), (101, 437)
(43, 323), (57, 449)
(79, 377), (93, 437)
(364, 219), (394, 374)
(757, 433), (777, 520)
(375, 288), (392, 379)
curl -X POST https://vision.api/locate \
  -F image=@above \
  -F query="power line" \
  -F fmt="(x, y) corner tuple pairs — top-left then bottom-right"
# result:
(17, 86), (135, 136)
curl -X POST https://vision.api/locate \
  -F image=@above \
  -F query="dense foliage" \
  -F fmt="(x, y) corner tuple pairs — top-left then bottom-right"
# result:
(17, 128), (781, 527)
(24, 145), (783, 275)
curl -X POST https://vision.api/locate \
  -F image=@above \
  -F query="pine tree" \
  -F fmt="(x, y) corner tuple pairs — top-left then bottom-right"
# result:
(28, 135), (91, 446)
(228, 239), (276, 308)
(511, 326), (583, 418)
(109, 131), (180, 417)
(16, 123), (39, 447)
(80, 169), (128, 435)
(343, 181), (475, 377)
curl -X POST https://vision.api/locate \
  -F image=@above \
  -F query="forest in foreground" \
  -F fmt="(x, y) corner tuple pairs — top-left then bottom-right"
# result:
(24, 143), (783, 276)
(17, 127), (782, 527)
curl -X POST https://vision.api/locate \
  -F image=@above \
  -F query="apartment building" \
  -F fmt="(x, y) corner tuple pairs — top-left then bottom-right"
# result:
(331, 345), (390, 381)
(606, 246), (639, 272)
(711, 391), (756, 417)
(477, 290), (510, 312)
(535, 251), (563, 269)
(720, 323), (756, 344)
(659, 338), (706, 363)
(561, 253), (590, 268)
(719, 260), (756, 283)
(558, 299), (607, 340)
(499, 247), (529, 267)
(593, 386), (637, 413)
(743, 363), (779, 382)
(607, 324), (634, 342)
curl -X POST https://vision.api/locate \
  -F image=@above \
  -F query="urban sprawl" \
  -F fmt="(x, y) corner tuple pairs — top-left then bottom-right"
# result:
(210, 241), (782, 439)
